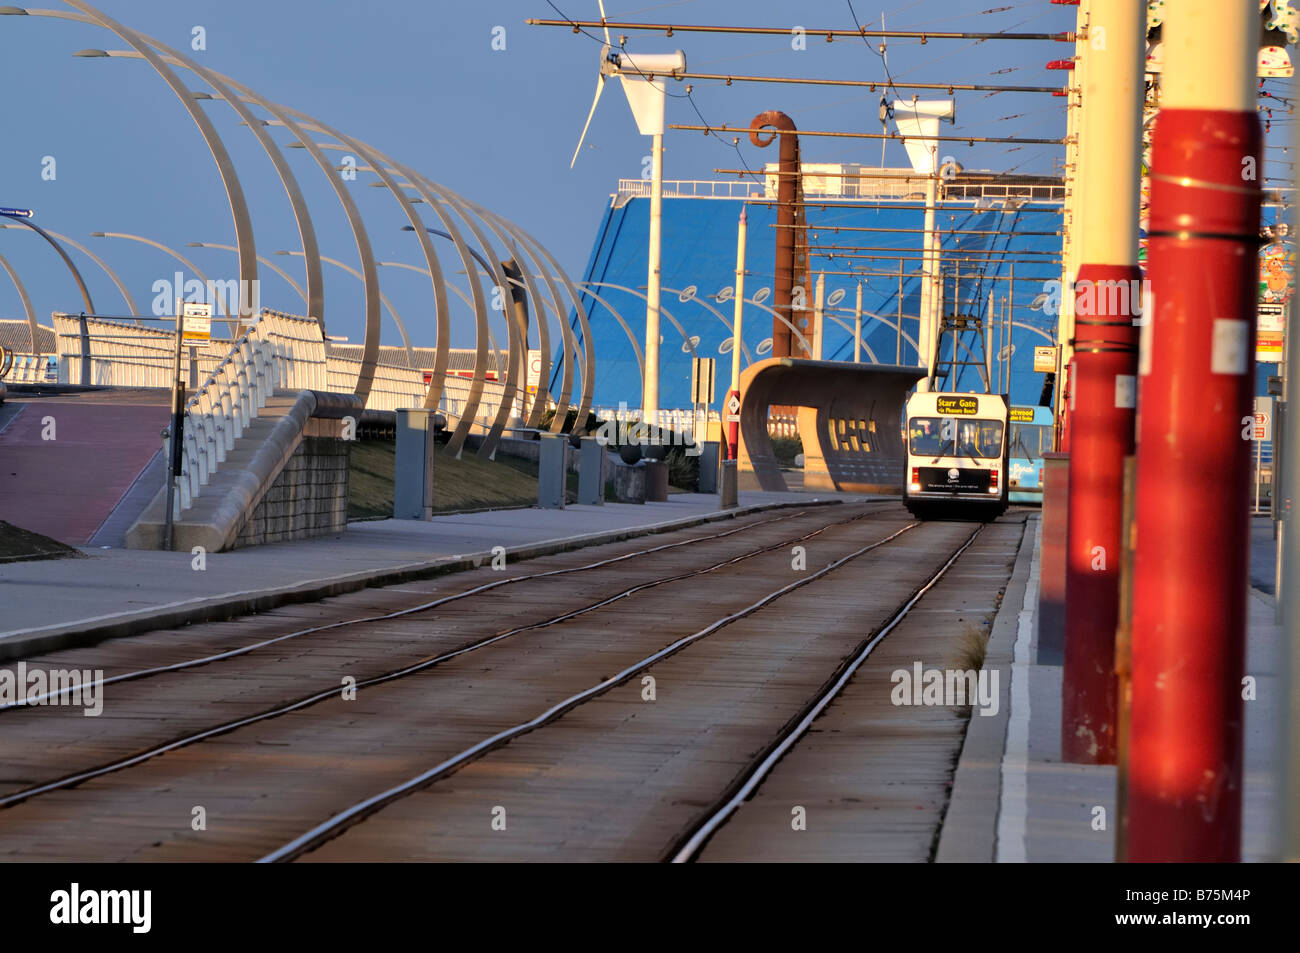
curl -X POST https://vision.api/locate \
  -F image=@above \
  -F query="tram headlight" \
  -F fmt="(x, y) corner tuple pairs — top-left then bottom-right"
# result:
(909, 467), (920, 493)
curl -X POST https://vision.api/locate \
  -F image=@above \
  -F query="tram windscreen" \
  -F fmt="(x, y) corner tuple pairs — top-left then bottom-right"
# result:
(909, 417), (1005, 460)
(1009, 423), (1052, 460)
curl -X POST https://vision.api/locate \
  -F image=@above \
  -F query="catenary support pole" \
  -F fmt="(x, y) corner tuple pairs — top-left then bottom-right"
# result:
(1127, 0), (1262, 861)
(1060, 0), (1144, 766)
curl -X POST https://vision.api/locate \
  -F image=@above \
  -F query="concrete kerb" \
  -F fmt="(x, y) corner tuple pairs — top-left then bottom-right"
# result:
(935, 512), (1039, 863)
(0, 498), (844, 662)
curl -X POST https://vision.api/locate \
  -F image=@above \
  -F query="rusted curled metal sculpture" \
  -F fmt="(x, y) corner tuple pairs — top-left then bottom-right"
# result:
(749, 110), (812, 359)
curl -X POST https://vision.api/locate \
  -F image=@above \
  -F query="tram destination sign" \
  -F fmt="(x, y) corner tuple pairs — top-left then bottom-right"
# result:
(1009, 407), (1036, 423)
(936, 395), (979, 416)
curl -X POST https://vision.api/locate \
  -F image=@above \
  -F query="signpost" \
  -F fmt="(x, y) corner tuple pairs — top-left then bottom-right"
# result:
(1255, 396), (1274, 514)
(1033, 345), (1058, 374)
(163, 300), (210, 550)
(1258, 303), (1287, 365)
(691, 356), (715, 447)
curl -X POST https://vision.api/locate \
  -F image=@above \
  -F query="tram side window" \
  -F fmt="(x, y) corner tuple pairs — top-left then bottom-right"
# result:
(1010, 423), (1051, 459)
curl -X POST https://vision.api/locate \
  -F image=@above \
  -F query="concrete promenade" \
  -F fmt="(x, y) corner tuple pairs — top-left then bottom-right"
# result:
(0, 490), (859, 660)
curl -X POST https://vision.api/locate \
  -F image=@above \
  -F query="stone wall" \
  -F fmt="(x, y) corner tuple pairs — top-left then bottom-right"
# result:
(232, 417), (350, 548)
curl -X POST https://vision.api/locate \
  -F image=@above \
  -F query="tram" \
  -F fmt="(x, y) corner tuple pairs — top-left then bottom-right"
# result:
(1007, 405), (1054, 505)
(904, 391), (1009, 520)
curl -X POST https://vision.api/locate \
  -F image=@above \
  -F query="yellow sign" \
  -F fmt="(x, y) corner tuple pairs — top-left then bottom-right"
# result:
(1033, 345), (1058, 374)
(179, 301), (212, 344)
(936, 395), (978, 416)
(1009, 407), (1036, 423)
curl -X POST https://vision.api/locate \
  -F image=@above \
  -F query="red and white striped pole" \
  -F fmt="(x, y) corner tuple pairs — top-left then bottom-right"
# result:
(726, 207), (747, 460)
(1127, 0), (1262, 861)
(1060, 0), (1145, 764)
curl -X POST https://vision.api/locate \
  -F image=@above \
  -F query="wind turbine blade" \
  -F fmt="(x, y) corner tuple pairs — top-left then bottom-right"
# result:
(598, 0), (611, 46)
(570, 73), (606, 169)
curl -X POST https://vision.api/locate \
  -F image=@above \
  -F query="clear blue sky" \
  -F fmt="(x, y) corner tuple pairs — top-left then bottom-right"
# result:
(0, 0), (1082, 347)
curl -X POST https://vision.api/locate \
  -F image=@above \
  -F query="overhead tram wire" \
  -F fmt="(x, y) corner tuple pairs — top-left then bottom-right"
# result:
(525, 18), (1077, 42)
(670, 123), (1062, 145)
(659, 71), (1063, 95)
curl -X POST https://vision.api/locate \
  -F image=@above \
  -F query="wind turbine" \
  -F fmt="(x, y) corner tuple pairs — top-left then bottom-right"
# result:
(569, 2), (686, 425)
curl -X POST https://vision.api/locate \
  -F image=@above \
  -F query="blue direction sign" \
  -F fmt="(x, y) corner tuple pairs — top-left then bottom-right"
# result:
(0, 207), (34, 218)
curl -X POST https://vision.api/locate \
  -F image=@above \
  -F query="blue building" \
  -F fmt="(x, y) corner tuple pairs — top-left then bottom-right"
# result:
(562, 170), (1066, 413)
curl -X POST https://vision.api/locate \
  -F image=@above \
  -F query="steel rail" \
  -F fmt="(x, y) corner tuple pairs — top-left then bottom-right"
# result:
(669, 522), (986, 862)
(259, 517), (922, 862)
(0, 508), (891, 813)
(0, 508), (825, 711)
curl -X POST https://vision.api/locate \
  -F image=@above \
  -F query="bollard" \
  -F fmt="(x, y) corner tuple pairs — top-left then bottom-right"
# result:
(613, 461), (647, 504)
(697, 441), (720, 494)
(719, 458), (738, 510)
(394, 408), (436, 520)
(538, 433), (567, 509)
(644, 459), (669, 502)
(577, 437), (606, 506)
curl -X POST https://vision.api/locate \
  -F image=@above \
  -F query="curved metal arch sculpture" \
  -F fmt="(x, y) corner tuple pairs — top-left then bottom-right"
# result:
(286, 132), (487, 456)
(278, 250), (414, 360)
(58, 1), (259, 319)
(1, 222), (131, 315)
(468, 204), (596, 432)
(189, 243), (309, 306)
(9, 4), (591, 431)
(0, 216), (94, 314)
(569, 284), (645, 395)
(32, 229), (136, 315)
(0, 250), (38, 352)
(364, 158), (569, 449)
(375, 261), (508, 379)
(408, 227), (553, 433)
(92, 31), (326, 326)
(405, 232), (548, 434)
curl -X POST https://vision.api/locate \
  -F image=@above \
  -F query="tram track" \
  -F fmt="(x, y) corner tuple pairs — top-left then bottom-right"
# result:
(0, 508), (1011, 863)
(1, 506), (826, 712)
(0, 504), (900, 812)
(293, 516), (1013, 863)
(668, 525), (984, 862)
(260, 521), (924, 862)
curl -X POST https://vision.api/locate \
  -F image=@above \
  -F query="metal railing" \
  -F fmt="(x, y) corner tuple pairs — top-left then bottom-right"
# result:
(53, 313), (183, 387)
(614, 177), (1066, 206)
(0, 351), (57, 383)
(174, 323), (276, 516)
